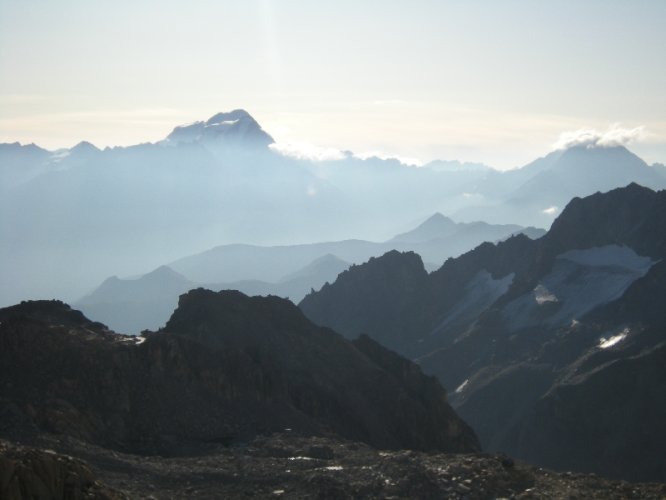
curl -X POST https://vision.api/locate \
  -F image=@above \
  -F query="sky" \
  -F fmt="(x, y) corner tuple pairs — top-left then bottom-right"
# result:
(0, 0), (665, 169)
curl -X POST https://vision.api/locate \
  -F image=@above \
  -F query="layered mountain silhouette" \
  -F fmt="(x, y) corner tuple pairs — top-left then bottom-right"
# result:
(3, 110), (664, 307)
(453, 145), (666, 226)
(0, 292), (479, 455)
(300, 183), (666, 482)
(77, 214), (541, 334)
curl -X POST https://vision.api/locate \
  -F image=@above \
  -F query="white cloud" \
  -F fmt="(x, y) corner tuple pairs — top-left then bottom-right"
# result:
(269, 141), (346, 162)
(553, 124), (645, 150)
(542, 206), (559, 216)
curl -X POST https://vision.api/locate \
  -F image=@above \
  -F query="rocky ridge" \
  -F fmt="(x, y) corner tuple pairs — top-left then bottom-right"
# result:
(299, 184), (666, 482)
(0, 294), (478, 455)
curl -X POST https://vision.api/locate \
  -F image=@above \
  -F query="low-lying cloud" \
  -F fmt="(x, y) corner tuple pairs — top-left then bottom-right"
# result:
(553, 125), (645, 150)
(269, 141), (347, 162)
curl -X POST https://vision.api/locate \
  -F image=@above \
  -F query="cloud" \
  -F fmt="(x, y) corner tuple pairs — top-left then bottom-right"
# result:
(542, 206), (559, 216)
(553, 125), (645, 150)
(269, 141), (346, 162)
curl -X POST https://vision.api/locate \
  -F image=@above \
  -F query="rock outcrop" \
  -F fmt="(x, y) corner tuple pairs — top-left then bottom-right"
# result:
(0, 293), (479, 456)
(299, 184), (666, 482)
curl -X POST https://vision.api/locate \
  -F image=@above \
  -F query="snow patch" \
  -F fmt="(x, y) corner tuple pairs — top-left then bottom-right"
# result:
(503, 245), (654, 331)
(208, 119), (239, 126)
(455, 379), (469, 394)
(534, 284), (558, 304)
(599, 328), (629, 349)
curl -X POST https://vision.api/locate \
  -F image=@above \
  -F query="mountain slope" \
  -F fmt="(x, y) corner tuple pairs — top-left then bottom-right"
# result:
(77, 265), (193, 333)
(79, 214), (538, 334)
(0, 294), (479, 455)
(453, 146), (666, 227)
(299, 183), (666, 481)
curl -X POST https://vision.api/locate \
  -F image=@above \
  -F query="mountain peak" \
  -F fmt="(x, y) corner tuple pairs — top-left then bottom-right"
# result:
(390, 213), (457, 243)
(165, 109), (274, 149)
(143, 265), (189, 282)
(205, 109), (252, 125)
(71, 141), (100, 154)
(544, 183), (665, 258)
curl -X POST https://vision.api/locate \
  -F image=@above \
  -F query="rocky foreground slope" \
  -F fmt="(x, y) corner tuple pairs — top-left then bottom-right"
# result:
(1, 292), (665, 497)
(4, 433), (666, 499)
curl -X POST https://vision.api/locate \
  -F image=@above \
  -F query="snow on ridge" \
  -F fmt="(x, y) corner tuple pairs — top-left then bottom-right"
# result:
(455, 379), (469, 394)
(502, 245), (655, 331)
(534, 284), (558, 304)
(207, 119), (239, 127)
(599, 328), (629, 349)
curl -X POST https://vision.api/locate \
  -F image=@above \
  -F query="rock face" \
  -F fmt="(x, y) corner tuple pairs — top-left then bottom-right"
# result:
(0, 440), (121, 500)
(0, 293), (479, 456)
(300, 183), (666, 482)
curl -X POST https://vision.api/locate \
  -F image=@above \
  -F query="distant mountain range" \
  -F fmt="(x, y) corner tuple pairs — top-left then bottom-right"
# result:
(77, 213), (542, 334)
(300, 183), (666, 482)
(2, 109), (665, 307)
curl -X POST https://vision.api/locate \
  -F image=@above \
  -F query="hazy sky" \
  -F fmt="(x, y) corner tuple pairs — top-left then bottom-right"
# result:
(1, 0), (665, 169)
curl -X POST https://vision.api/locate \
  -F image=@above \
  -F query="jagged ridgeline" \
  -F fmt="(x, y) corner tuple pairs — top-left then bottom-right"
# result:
(300, 183), (666, 483)
(0, 291), (479, 455)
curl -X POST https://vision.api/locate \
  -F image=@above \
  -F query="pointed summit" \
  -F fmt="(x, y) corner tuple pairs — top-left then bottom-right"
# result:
(165, 109), (274, 149)
(390, 213), (458, 243)
(141, 265), (190, 284)
(70, 141), (100, 154)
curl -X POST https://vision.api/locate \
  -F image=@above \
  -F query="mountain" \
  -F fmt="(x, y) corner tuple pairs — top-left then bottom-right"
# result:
(0, 111), (351, 306)
(0, 293), (479, 455)
(76, 256), (351, 334)
(300, 183), (666, 482)
(0, 142), (51, 189)
(390, 213), (459, 243)
(453, 145), (666, 227)
(77, 265), (193, 333)
(78, 215), (540, 334)
(2, 111), (663, 308)
(164, 109), (274, 149)
(170, 215), (542, 285)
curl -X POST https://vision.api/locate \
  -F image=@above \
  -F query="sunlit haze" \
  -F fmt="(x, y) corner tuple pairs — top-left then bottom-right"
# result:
(1, 0), (665, 169)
